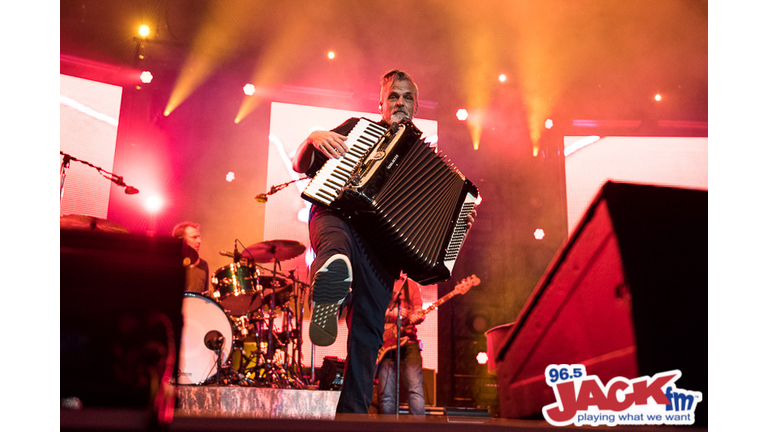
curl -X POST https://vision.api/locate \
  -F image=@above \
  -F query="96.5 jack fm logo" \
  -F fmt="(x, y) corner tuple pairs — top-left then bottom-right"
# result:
(542, 364), (703, 427)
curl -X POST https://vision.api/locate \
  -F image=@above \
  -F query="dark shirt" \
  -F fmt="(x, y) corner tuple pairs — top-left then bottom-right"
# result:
(184, 258), (210, 295)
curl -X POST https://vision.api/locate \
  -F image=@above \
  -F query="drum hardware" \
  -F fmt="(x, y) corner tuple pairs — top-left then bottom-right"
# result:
(203, 330), (226, 384)
(177, 292), (234, 385)
(193, 238), (311, 388)
(211, 262), (261, 316)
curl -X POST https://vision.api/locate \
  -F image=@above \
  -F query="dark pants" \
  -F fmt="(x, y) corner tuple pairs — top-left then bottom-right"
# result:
(308, 207), (395, 414)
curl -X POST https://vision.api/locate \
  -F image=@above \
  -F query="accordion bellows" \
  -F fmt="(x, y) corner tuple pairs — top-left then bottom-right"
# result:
(302, 118), (478, 284)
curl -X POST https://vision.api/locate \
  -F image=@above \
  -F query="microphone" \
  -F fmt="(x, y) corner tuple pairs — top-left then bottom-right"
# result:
(124, 186), (139, 195)
(219, 250), (235, 258)
(233, 241), (241, 262)
(204, 330), (225, 351)
(255, 193), (268, 203)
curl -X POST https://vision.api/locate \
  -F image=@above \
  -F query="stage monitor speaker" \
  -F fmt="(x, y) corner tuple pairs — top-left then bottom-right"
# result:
(318, 356), (345, 390)
(493, 181), (707, 425)
(60, 229), (185, 411)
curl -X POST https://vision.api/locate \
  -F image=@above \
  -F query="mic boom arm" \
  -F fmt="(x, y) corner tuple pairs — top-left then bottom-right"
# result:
(60, 151), (139, 195)
(255, 176), (308, 203)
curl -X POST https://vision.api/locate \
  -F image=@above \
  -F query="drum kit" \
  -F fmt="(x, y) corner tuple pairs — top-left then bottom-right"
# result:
(60, 154), (317, 389)
(177, 238), (312, 389)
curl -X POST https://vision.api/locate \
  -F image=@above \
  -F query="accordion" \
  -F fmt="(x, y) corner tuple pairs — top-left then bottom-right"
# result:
(301, 118), (478, 284)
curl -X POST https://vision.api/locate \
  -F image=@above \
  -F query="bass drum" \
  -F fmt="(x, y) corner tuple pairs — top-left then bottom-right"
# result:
(176, 292), (234, 385)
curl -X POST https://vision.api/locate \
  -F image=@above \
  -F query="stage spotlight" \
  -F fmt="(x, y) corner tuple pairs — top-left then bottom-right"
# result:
(139, 71), (153, 84)
(534, 228), (545, 240)
(544, 119), (554, 129)
(138, 25), (151, 38)
(225, 172), (235, 182)
(476, 352), (489, 365)
(243, 83), (256, 96)
(498, 74), (507, 82)
(654, 93), (662, 101)
(327, 51), (336, 59)
(146, 195), (163, 213)
(456, 108), (469, 121)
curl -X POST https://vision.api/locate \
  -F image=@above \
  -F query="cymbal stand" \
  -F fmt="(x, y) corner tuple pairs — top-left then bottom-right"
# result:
(289, 270), (308, 387)
(267, 255), (280, 362)
(278, 302), (305, 388)
(254, 252), (287, 388)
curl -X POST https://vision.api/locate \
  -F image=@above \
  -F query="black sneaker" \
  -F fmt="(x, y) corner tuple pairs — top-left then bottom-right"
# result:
(309, 254), (352, 346)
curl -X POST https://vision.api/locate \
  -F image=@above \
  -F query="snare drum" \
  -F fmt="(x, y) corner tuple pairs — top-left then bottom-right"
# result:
(211, 263), (259, 316)
(177, 292), (234, 385)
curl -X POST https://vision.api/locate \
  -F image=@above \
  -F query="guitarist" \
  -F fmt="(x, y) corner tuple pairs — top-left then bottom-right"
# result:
(375, 274), (427, 416)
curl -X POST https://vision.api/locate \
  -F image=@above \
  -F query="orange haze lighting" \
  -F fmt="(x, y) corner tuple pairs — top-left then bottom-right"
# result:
(138, 25), (150, 38)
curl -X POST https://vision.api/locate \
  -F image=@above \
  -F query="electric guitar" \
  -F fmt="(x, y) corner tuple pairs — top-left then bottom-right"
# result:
(376, 274), (481, 364)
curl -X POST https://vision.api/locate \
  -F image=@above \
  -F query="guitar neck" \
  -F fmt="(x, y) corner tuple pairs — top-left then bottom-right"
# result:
(423, 289), (461, 315)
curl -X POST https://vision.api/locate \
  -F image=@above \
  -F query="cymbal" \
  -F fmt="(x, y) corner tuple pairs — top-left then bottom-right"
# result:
(244, 239), (305, 263)
(60, 214), (129, 234)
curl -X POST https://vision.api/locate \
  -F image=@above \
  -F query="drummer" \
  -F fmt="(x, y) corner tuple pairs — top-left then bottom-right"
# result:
(172, 221), (212, 296)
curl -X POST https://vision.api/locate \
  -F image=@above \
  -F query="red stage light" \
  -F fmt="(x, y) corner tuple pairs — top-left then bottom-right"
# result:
(243, 83), (256, 96)
(534, 228), (546, 240)
(139, 71), (153, 84)
(456, 108), (468, 121)
(476, 351), (489, 365)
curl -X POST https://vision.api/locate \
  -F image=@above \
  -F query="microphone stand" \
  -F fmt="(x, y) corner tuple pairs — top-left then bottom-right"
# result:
(59, 151), (139, 196)
(60, 153), (71, 205)
(395, 294), (402, 418)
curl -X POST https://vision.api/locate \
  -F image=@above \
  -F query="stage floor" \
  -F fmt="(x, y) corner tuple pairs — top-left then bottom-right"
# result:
(61, 408), (708, 432)
(60, 385), (708, 431)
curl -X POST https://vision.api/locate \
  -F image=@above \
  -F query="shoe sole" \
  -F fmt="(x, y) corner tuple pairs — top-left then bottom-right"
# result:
(309, 254), (352, 346)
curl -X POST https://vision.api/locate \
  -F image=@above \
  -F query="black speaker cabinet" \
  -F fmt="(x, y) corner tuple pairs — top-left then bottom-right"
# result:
(493, 181), (707, 425)
(60, 229), (185, 410)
